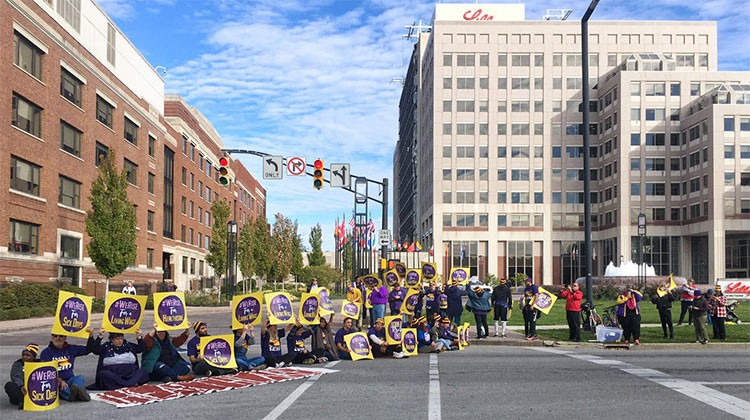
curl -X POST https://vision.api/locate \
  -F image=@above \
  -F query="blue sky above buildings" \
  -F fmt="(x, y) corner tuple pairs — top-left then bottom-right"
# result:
(98, 0), (749, 251)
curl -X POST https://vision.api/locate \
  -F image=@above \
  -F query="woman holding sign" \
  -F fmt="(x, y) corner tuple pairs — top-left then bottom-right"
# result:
(260, 319), (296, 367)
(40, 327), (96, 402)
(91, 328), (149, 390)
(311, 314), (339, 361)
(4, 344), (39, 409)
(142, 323), (194, 382)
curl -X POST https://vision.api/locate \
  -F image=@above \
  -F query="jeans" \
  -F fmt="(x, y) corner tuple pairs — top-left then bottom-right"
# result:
(59, 375), (85, 401)
(339, 351), (352, 360)
(474, 313), (488, 337)
(566, 310), (581, 341)
(714, 316), (726, 340)
(151, 360), (191, 381)
(435, 338), (452, 349)
(192, 359), (235, 376)
(5, 382), (23, 406)
(236, 355), (265, 371)
(679, 300), (694, 324)
(450, 314), (462, 327)
(372, 304), (385, 322)
(658, 309), (673, 337)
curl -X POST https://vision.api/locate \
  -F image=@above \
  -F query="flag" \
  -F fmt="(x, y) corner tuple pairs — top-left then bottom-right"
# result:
(402, 242), (408, 250)
(368, 219), (375, 232)
(445, 246), (449, 257)
(392, 239), (397, 249)
(349, 218), (355, 228)
(657, 274), (677, 297)
(416, 241), (422, 252)
(429, 245), (434, 256)
(407, 242), (415, 252)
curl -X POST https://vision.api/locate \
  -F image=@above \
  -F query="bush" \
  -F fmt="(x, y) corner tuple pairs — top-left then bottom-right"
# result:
(184, 291), (222, 307)
(297, 265), (344, 290)
(0, 307), (32, 320)
(0, 284), (60, 310)
(60, 285), (88, 295)
(145, 294), (154, 310)
(92, 298), (105, 313)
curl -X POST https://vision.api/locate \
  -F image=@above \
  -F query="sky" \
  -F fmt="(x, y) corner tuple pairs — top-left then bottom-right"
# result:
(98, 0), (749, 252)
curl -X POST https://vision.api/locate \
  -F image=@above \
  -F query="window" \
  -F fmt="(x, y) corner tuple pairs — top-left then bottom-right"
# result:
(443, 123), (451, 135)
(512, 77), (529, 89)
(9, 219), (39, 254)
(742, 145), (750, 159)
(457, 78), (474, 89)
(631, 108), (640, 121)
(534, 169), (543, 181)
(646, 183), (665, 196)
(511, 54), (530, 66)
(631, 158), (641, 170)
(147, 210), (154, 231)
(10, 156), (41, 196)
(498, 54), (507, 66)
(456, 123), (474, 135)
(60, 235), (80, 259)
(456, 100), (474, 112)
(148, 135), (156, 157)
(60, 68), (82, 106)
(443, 78), (452, 89)
(552, 146), (561, 158)
(553, 77), (562, 89)
(456, 169), (474, 180)
(182, 256), (188, 273)
(741, 173), (750, 186)
(456, 192), (474, 203)
(146, 248), (154, 269)
(443, 54), (451, 66)
(12, 93), (42, 137)
(58, 175), (81, 208)
(124, 159), (138, 185)
(497, 123), (507, 135)
(670, 158), (680, 171)
(147, 172), (155, 194)
(511, 101), (529, 112)
(511, 169), (529, 181)
(631, 183), (641, 195)
(690, 82), (700, 96)
(670, 82), (680, 96)
(566, 77), (582, 89)
(60, 121), (81, 157)
(646, 133), (665, 146)
(456, 214), (475, 227)
(566, 146), (583, 158)
(96, 95), (114, 128)
(645, 108), (665, 121)
(442, 169), (451, 180)
(676, 54), (694, 67)
(498, 78), (507, 89)
(497, 146), (507, 158)
(671, 183), (681, 196)
(566, 53), (582, 66)
(724, 117), (734, 132)
(511, 146), (529, 158)
(511, 214), (530, 227)
(479, 54), (489, 66)
(124, 117), (138, 145)
(13, 32), (44, 79)
(645, 82), (665, 96)
(552, 192), (562, 203)
(511, 192), (529, 203)
(456, 54), (475, 66)
(645, 158), (665, 171)
(508, 241), (533, 279)
(106, 23), (116, 65)
(740, 118), (750, 131)
(511, 123), (529, 135)
(498, 192), (507, 203)
(95, 142), (109, 166)
(724, 172), (735, 186)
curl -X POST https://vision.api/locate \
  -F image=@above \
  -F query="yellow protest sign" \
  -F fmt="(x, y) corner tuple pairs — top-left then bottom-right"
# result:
(462, 322), (470, 347)
(365, 288), (373, 309)
(340, 300), (361, 319)
(343, 332), (373, 361)
(199, 335), (237, 369)
(404, 269), (421, 288)
(265, 292), (294, 325)
(421, 262), (437, 282)
(393, 262), (407, 279)
(24, 361), (59, 411)
(457, 325), (465, 350)
(312, 287), (335, 316)
(400, 288), (421, 315)
(657, 274), (677, 297)
(532, 287), (558, 315)
(299, 293), (320, 325)
(385, 315), (402, 345)
(401, 328), (418, 356)
(153, 292), (189, 331)
(384, 269), (400, 288)
(102, 292), (147, 334)
(449, 268), (470, 285)
(359, 274), (381, 289)
(232, 292), (263, 329)
(51, 290), (92, 338)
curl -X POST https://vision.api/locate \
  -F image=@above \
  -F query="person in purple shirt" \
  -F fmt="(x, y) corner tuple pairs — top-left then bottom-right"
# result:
(334, 317), (358, 360)
(520, 278), (540, 340)
(260, 319), (295, 367)
(39, 327), (96, 402)
(388, 284), (406, 316)
(367, 318), (406, 358)
(424, 283), (439, 322)
(286, 325), (326, 364)
(371, 285), (388, 322)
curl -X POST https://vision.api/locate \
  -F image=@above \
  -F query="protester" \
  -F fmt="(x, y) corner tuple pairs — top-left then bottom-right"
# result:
(520, 278), (540, 341)
(286, 323), (326, 364)
(416, 317), (441, 353)
(678, 278), (697, 326)
(413, 288), (425, 318)
(424, 283), (439, 322)
(371, 284), (388, 323)
(187, 321), (237, 376)
(346, 283), (363, 328)
(40, 327), (96, 402)
(691, 290), (709, 344)
(710, 285), (727, 341)
(142, 322), (194, 382)
(650, 286), (675, 339)
(334, 317), (359, 360)
(233, 325), (266, 371)
(90, 328), (149, 390)
(260, 319), (295, 367)
(560, 283), (583, 342)
(430, 315), (451, 350)
(311, 314), (339, 361)
(388, 283), (406, 316)
(4, 344), (39, 409)
(367, 318), (406, 358)
(445, 280), (464, 327)
(356, 278), (368, 327)
(617, 288), (643, 345)
(466, 284), (491, 339)
(307, 278), (319, 292)
(121, 281), (136, 295)
(437, 318), (460, 350)
(706, 289), (717, 338)
(491, 278), (512, 337)
(438, 287), (448, 318)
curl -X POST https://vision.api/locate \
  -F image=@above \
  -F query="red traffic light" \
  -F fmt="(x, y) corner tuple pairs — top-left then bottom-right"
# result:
(314, 159), (323, 169)
(219, 157), (229, 167)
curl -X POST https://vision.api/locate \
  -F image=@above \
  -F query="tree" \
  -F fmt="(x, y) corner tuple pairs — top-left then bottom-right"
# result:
(250, 215), (271, 287)
(206, 199), (231, 277)
(237, 224), (254, 284)
(291, 225), (304, 281)
(270, 213), (295, 282)
(85, 152), (137, 293)
(308, 224), (326, 266)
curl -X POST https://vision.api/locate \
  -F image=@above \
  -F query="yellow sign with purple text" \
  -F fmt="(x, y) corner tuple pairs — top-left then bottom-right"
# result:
(532, 287), (558, 315)
(199, 335), (237, 369)
(232, 292), (263, 329)
(51, 290), (92, 338)
(343, 332), (373, 361)
(299, 293), (320, 325)
(265, 292), (294, 325)
(23, 361), (59, 411)
(153, 292), (189, 331)
(102, 292), (147, 334)
(657, 274), (677, 297)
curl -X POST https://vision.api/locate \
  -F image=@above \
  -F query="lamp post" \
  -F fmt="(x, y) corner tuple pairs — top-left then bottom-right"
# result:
(226, 221), (238, 301)
(637, 213), (647, 289)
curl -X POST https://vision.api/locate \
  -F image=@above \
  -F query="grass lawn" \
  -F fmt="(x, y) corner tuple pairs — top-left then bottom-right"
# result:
(537, 323), (750, 343)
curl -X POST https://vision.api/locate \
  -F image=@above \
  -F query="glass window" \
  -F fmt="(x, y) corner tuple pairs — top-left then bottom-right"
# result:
(498, 54), (507, 66)
(511, 124), (529, 135)
(534, 54), (544, 67)
(511, 78), (529, 89)
(645, 82), (665, 96)
(124, 117), (138, 145)
(498, 78), (507, 89)
(13, 32), (43, 79)
(10, 156), (41, 196)
(497, 123), (506, 135)
(12, 93), (42, 137)
(498, 215), (507, 226)
(60, 120), (81, 157)
(60, 68), (82, 106)
(60, 235), (80, 259)
(148, 172), (155, 194)
(724, 117), (734, 132)
(58, 175), (81, 208)
(96, 95), (114, 128)
(148, 135), (156, 157)
(147, 210), (154, 231)
(497, 146), (506, 158)
(457, 78), (474, 89)
(631, 108), (640, 121)
(670, 82), (680, 96)
(456, 54), (474, 66)
(443, 54), (451, 66)
(124, 159), (138, 185)
(512, 54), (530, 66)
(9, 219), (39, 254)
(645, 108), (665, 121)
(95, 142), (109, 167)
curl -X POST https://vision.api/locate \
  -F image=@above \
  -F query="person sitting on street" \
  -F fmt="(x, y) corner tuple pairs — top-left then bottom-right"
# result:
(311, 314), (339, 361)
(520, 278), (540, 341)
(691, 290), (710, 344)
(416, 317), (441, 353)
(491, 278), (512, 337)
(40, 327), (96, 402)
(438, 317), (460, 350)
(261, 319), (296, 367)
(334, 317), (358, 360)
(187, 321), (237, 377)
(142, 322), (194, 382)
(4, 344), (39, 410)
(91, 328), (149, 390)
(286, 321), (326, 365)
(388, 283), (406, 316)
(466, 284), (491, 339)
(617, 287), (643, 345)
(651, 286), (675, 339)
(233, 325), (266, 371)
(368, 318), (406, 358)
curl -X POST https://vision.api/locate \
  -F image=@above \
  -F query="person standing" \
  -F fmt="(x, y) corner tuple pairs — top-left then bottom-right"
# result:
(388, 283), (406, 316)
(466, 285), (491, 339)
(491, 278), (512, 337)
(121, 281), (136, 295)
(40, 328), (96, 402)
(650, 286), (675, 339)
(424, 283), (439, 322)
(520, 278), (540, 341)
(678, 279), (697, 326)
(346, 283), (363, 328)
(4, 344), (39, 410)
(691, 290), (709, 344)
(560, 283), (583, 342)
(710, 286), (727, 341)
(371, 284), (388, 323)
(445, 280), (464, 327)
(187, 321), (237, 376)
(307, 278), (319, 293)
(438, 287), (448, 318)
(617, 288), (643, 345)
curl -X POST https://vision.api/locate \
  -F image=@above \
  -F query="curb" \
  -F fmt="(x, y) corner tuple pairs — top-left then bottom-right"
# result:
(469, 338), (750, 350)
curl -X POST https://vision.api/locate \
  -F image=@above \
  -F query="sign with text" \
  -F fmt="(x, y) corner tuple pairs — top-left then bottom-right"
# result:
(313, 287), (335, 316)
(340, 301), (361, 319)
(402, 328), (418, 356)
(199, 335), (237, 369)
(449, 268), (469, 285)
(400, 288), (421, 316)
(717, 280), (750, 300)
(421, 262), (437, 282)
(299, 293), (320, 325)
(153, 292), (189, 331)
(263, 156), (283, 180)
(23, 361), (59, 411)
(102, 292), (147, 334)
(385, 315), (402, 345)
(265, 292), (294, 325)
(51, 291), (92, 338)
(232, 292), (263, 329)
(343, 332), (373, 361)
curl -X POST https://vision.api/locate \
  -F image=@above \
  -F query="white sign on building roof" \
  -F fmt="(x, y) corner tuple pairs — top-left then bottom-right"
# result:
(432, 4), (525, 22)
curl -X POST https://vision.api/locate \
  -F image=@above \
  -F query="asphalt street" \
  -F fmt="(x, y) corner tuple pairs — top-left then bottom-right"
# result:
(1, 317), (749, 420)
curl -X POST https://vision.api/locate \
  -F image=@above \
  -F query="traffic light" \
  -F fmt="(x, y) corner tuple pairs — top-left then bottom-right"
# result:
(313, 159), (324, 190)
(219, 155), (230, 186)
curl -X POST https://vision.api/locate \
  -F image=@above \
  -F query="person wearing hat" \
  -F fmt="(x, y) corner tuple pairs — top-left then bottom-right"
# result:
(710, 285), (727, 340)
(466, 284), (491, 339)
(346, 283), (363, 328)
(388, 283), (406, 316)
(691, 290), (710, 344)
(651, 284), (675, 339)
(4, 344), (39, 409)
(438, 286), (448, 319)
(142, 322), (193, 382)
(90, 327), (149, 390)
(491, 277), (513, 337)
(40, 326), (96, 402)
(261, 319), (296, 367)
(424, 283), (439, 323)
(520, 278), (540, 341)
(368, 318), (406, 358)
(334, 317), (359, 360)
(233, 325), (267, 371)
(437, 317), (460, 350)
(371, 284), (388, 325)
(445, 280), (465, 327)
(678, 278), (698, 326)
(416, 317), (441, 353)
(286, 322), (326, 365)
(187, 321), (237, 377)
(430, 315), (449, 350)
(311, 314), (339, 361)
(616, 287), (643, 345)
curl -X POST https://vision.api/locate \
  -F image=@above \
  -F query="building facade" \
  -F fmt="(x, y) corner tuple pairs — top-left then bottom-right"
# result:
(394, 3), (750, 285)
(2, 0), (265, 295)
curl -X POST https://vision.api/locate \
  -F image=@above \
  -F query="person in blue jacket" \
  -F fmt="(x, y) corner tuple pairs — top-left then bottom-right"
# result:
(445, 279), (465, 327)
(466, 284), (492, 339)
(416, 317), (441, 353)
(388, 284), (406, 316)
(424, 283), (439, 322)
(40, 326), (96, 402)
(233, 325), (266, 371)
(90, 327), (149, 390)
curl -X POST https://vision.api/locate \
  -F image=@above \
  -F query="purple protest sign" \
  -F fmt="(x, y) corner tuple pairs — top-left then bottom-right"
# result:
(385, 271), (400, 287)
(300, 296), (319, 323)
(342, 302), (359, 318)
(317, 288), (334, 313)
(157, 295), (186, 327)
(402, 330), (417, 354)
(360, 275), (380, 288)
(394, 263), (406, 279)
(387, 317), (402, 342)
(107, 297), (142, 331)
(235, 296), (261, 326)
(59, 297), (88, 334)
(348, 334), (371, 358)
(202, 337), (234, 368)
(269, 294), (293, 323)
(450, 268), (468, 283)
(402, 292), (419, 315)
(422, 263), (436, 280)
(26, 364), (58, 408)
(405, 270), (420, 288)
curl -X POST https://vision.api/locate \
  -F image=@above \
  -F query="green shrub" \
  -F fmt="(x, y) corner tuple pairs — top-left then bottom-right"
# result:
(60, 285), (88, 295)
(92, 298), (105, 313)
(28, 307), (55, 318)
(185, 291), (221, 307)
(0, 307), (32, 320)
(0, 284), (59, 310)
(145, 294), (154, 310)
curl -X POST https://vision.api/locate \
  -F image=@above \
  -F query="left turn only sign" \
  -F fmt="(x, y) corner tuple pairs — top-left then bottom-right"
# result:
(287, 157), (306, 176)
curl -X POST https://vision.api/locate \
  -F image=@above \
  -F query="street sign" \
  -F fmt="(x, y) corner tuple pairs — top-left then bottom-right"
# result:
(287, 157), (306, 176)
(263, 156), (283, 180)
(330, 163), (350, 188)
(378, 229), (391, 247)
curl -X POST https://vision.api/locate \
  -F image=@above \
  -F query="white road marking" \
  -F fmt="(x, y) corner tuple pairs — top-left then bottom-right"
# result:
(260, 361), (339, 420)
(429, 353), (441, 420)
(529, 348), (750, 419)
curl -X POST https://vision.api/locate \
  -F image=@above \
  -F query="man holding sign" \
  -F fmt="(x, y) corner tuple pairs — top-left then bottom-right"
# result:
(187, 321), (237, 377)
(40, 326), (95, 402)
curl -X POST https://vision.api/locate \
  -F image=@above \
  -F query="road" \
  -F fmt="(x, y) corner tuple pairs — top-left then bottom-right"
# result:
(1, 314), (749, 420)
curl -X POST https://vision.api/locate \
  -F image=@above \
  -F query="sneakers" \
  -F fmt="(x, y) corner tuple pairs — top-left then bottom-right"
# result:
(316, 357), (328, 364)
(69, 384), (90, 402)
(501, 333), (506, 338)
(162, 376), (174, 383)
(277, 362), (285, 368)
(393, 352), (405, 359)
(205, 370), (213, 377)
(302, 358), (316, 365)
(494, 332), (499, 337)
(251, 364), (267, 371)
(634, 339), (640, 345)
(526, 336), (537, 341)
(176, 374), (195, 382)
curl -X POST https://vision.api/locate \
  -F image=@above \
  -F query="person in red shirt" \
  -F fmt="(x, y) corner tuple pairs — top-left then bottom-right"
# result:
(560, 283), (583, 341)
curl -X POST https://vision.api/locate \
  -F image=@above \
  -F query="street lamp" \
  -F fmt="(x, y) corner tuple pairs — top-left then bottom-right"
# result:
(226, 221), (238, 301)
(637, 213), (647, 289)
